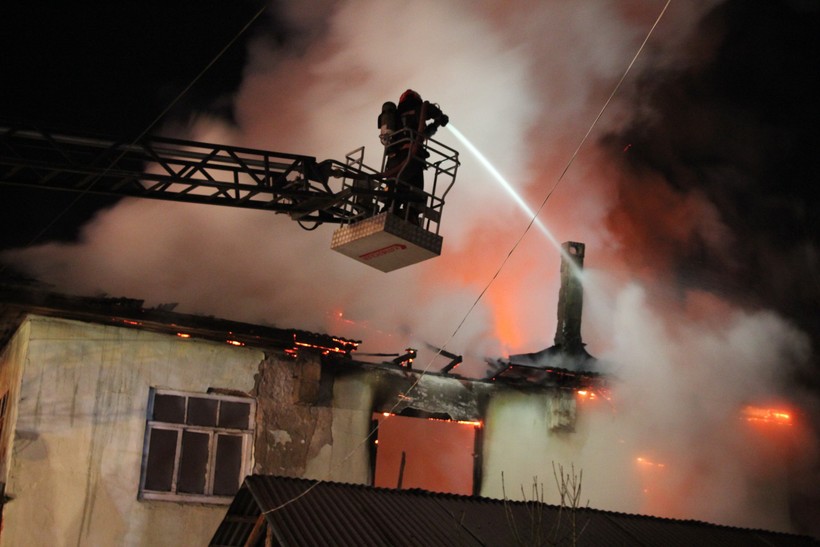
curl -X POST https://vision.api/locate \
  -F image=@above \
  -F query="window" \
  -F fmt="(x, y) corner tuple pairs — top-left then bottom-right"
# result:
(371, 412), (482, 495)
(139, 388), (255, 504)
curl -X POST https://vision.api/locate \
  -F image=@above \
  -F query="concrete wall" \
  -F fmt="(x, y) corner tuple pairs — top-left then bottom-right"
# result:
(479, 388), (634, 507)
(253, 353), (333, 478)
(481, 389), (570, 501)
(0, 316), (264, 547)
(254, 362), (598, 501)
(480, 387), (655, 515)
(251, 360), (601, 503)
(305, 371), (374, 484)
(253, 360), (374, 485)
(0, 320), (30, 490)
(0, 314), (668, 542)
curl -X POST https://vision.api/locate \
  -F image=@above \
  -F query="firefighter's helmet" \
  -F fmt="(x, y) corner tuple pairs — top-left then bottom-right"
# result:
(399, 89), (421, 103)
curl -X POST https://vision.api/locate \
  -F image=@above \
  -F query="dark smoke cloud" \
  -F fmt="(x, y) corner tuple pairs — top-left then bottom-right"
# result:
(594, 0), (820, 534)
(603, 0), (820, 348)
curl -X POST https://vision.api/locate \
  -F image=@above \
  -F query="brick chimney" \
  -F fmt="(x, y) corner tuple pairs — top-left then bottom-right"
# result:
(553, 241), (585, 353)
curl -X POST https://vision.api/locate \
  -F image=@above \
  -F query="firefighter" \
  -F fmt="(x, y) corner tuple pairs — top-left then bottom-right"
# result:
(379, 89), (448, 223)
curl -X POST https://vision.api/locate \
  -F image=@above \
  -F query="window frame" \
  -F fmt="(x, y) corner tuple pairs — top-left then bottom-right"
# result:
(138, 388), (255, 504)
(370, 411), (482, 496)
(0, 391), (8, 464)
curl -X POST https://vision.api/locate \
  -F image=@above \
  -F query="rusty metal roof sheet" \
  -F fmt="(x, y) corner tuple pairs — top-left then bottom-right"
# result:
(210, 475), (818, 546)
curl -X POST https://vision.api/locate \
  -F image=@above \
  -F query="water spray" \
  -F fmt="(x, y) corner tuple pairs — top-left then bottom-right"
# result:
(445, 124), (583, 279)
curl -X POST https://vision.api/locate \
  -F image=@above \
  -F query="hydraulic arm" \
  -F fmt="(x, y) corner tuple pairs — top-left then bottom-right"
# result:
(0, 123), (380, 225)
(0, 121), (459, 271)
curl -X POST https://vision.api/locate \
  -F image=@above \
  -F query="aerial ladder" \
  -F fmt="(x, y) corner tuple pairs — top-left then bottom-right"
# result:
(0, 121), (459, 272)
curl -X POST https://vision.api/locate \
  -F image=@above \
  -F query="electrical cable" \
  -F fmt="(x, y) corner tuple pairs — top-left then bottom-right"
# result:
(261, 0), (673, 517)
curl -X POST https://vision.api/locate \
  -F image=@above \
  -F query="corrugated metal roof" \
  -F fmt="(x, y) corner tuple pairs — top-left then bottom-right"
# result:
(210, 475), (819, 547)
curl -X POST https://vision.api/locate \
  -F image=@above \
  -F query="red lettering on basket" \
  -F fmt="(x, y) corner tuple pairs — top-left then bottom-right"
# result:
(360, 244), (407, 260)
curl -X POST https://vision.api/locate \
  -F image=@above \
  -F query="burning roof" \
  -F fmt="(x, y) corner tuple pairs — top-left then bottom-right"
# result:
(0, 274), (360, 358)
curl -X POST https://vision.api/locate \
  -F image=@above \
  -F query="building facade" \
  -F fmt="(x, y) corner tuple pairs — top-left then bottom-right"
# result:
(0, 277), (797, 544)
(0, 284), (601, 545)
(0, 314), (263, 545)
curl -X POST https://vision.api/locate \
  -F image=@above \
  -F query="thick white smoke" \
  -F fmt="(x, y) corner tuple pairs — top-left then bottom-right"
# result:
(4, 0), (817, 532)
(578, 278), (814, 531)
(5, 1), (715, 355)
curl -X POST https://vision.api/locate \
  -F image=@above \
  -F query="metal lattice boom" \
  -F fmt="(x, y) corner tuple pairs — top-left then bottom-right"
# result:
(0, 123), (383, 224)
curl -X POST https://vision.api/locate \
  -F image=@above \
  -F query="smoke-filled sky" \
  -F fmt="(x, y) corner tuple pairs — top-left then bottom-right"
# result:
(2, 0), (820, 536)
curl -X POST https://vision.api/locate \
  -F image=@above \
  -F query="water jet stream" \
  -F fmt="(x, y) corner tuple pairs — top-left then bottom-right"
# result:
(446, 124), (582, 279)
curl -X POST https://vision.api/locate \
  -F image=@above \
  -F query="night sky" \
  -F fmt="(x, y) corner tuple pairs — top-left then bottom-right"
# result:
(3, 0), (820, 536)
(0, 0), (262, 248)
(608, 0), (820, 387)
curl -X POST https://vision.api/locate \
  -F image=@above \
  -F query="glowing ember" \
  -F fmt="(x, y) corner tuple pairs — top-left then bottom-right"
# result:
(290, 333), (358, 357)
(328, 310), (358, 327)
(226, 339), (244, 346)
(636, 456), (666, 468)
(576, 388), (609, 402)
(742, 405), (793, 426)
(576, 389), (598, 401)
(294, 340), (350, 355)
(425, 417), (482, 427)
(176, 333), (191, 338)
(380, 413), (481, 428)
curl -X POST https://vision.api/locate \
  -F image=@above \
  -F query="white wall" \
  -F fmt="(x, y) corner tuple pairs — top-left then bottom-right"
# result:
(480, 389), (646, 513)
(304, 371), (374, 484)
(1, 315), (264, 547)
(0, 320), (30, 486)
(481, 387), (796, 529)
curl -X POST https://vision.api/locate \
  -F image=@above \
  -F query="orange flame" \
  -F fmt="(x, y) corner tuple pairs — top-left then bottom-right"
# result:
(379, 412), (481, 427)
(636, 456), (666, 468)
(289, 332), (358, 357)
(576, 388), (612, 402)
(576, 389), (598, 401)
(742, 405), (793, 426)
(294, 340), (350, 355)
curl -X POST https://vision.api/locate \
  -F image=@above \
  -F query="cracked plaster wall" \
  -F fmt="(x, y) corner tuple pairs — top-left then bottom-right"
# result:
(0, 315), (263, 547)
(253, 356), (372, 485)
